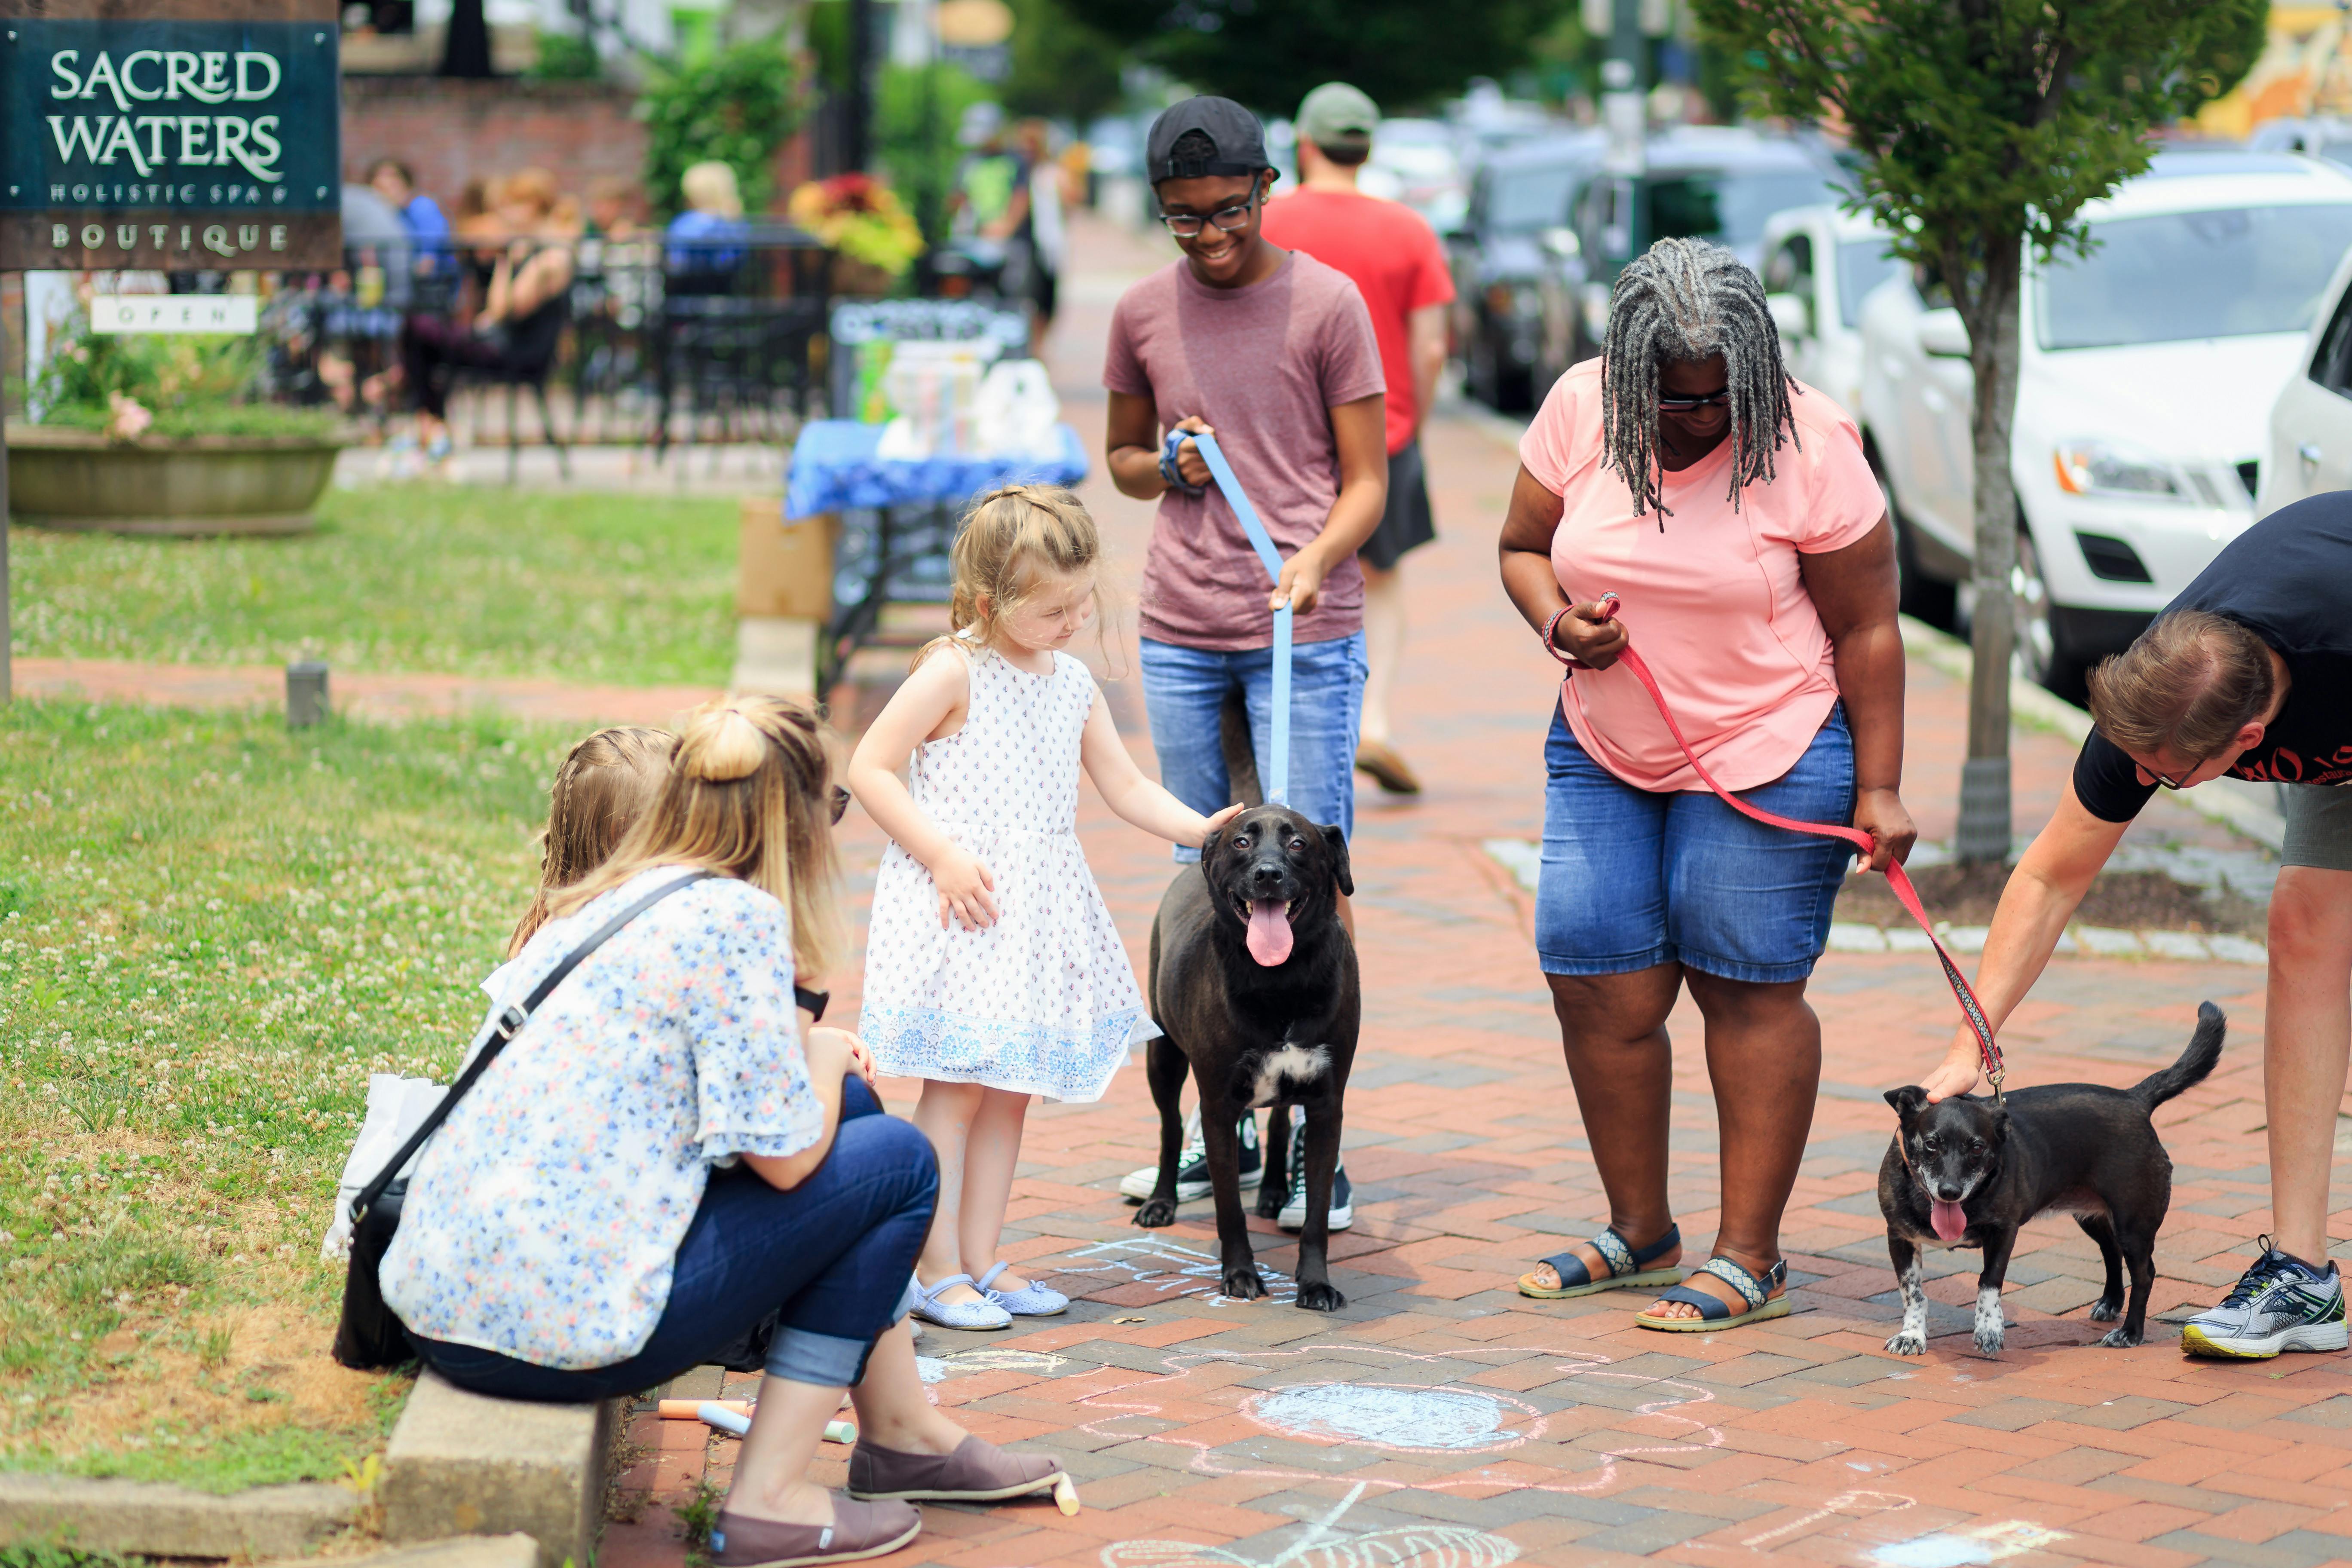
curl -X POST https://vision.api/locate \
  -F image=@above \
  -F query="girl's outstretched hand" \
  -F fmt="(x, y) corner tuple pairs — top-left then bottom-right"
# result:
(1194, 802), (1245, 847)
(932, 847), (999, 930)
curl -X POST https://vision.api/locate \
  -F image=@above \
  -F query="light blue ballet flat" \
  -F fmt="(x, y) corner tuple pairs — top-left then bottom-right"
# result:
(909, 1272), (1013, 1330)
(978, 1260), (1068, 1317)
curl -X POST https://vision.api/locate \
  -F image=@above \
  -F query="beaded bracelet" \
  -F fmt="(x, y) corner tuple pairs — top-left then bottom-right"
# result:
(1541, 605), (1580, 668)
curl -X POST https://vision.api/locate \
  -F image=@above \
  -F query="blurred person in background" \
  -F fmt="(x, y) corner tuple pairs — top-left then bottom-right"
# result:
(668, 160), (750, 289)
(1014, 119), (1068, 337)
(368, 156), (451, 269)
(1262, 83), (1455, 797)
(586, 176), (646, 242)
(387, 167), (576, 462)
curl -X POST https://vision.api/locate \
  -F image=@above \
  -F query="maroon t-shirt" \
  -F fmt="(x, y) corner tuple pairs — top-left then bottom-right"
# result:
(1103, 251), (1385, 651)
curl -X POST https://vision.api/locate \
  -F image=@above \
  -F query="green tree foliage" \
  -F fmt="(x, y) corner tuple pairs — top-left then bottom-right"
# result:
(1056, 0), (1568, 115)
(1004, 0), (1124, 125)
(876, 61), (998, 241)
(1690, 0), (2263, 861)
(638, 36), (806, 217)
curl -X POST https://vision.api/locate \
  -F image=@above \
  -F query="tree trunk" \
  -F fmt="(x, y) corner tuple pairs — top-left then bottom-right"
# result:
(1954, 246), (2024, 865)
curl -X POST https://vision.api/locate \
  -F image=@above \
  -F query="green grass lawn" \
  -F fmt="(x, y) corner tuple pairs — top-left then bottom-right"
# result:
(0, 698), (569, 1490)
(9, 484), (740, 686)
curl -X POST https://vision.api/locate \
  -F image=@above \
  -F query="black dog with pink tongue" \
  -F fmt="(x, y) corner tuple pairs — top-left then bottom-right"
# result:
(1877, 1002), (2225, 1357)
(1135, 802), (1358, 1311)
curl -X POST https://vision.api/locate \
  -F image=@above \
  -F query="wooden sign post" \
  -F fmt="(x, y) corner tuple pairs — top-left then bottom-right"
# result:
(0, 0), (340, 698)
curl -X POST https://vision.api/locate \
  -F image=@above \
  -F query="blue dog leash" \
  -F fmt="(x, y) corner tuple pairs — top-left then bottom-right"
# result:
(1176, 429), (1292, 804)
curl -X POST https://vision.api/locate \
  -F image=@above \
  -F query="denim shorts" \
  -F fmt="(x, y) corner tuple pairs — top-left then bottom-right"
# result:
(1139, 631), (1366, 863)
(1536, 701), (1856, 983)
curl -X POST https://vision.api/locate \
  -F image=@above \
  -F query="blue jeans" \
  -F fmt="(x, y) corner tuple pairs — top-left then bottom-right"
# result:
(1140, 632), (1366, 862)
(407, 1080), (935, 1399)
(1535, 702), (1856, 983)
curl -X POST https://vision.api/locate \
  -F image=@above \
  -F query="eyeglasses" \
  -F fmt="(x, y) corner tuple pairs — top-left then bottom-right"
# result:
(1658, 388), (1731, 413)
(1159, 193), (1257, 238)
(2144, 760), (2202, 792)
(829, 785), (851, 824)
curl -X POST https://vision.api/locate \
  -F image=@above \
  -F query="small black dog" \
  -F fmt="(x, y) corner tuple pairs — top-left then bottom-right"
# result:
(1135, 802), (1357, 1311)
(1880, 1001), (2225, 1356)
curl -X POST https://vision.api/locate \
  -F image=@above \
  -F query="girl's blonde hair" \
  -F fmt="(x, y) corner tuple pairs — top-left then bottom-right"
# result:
(508, 725), (678, 956)
(548, 697), (846, 980)
(681, 160), (744, 220)
(920, 483), (1102, 666)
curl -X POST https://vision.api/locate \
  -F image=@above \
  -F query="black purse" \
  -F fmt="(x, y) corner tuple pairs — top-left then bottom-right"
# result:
(331, 870), (715, 1370)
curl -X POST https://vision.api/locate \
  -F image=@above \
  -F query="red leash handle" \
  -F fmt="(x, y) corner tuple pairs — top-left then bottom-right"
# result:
(1582, 594), (2006, 1096)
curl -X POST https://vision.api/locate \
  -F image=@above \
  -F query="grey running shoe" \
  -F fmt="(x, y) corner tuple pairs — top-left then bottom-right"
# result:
(2180, 1236), (2348, 1360)
(1118, 1108), (1259, 1201)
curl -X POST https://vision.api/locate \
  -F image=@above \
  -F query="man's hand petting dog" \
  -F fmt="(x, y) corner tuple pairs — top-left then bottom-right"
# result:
(1137, 803), (1359, 1312)
(1878, 1002), (2223, 1357)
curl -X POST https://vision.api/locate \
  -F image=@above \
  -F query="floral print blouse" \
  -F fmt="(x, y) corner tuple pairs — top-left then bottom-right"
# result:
(380, 868), (823, 1369)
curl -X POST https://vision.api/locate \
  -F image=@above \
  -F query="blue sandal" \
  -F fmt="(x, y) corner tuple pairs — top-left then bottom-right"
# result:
(1635, 1255), (1790, 1332)
(908, 1272), (1013, 1331)
(978, 1260), (1068, 1317)
(1518, 1223), (1684, 1299)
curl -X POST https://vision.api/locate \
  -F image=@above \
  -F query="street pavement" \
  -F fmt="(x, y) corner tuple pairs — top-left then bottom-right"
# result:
(593, 212), (2352, 1568)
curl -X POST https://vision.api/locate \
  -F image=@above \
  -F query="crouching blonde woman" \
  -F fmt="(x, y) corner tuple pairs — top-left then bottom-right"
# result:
(380, 698), (1065, 1568)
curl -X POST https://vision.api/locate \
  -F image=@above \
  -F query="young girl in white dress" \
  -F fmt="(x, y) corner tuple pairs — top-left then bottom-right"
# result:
(848, 484), (1236, 1330)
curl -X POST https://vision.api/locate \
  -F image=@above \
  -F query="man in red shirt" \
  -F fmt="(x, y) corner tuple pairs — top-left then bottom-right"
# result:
(1262, 82), (1456, 796)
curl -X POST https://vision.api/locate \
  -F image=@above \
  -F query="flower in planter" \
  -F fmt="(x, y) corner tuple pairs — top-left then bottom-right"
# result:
(106, 392), (154, 443)
(787, 174), (925, 278)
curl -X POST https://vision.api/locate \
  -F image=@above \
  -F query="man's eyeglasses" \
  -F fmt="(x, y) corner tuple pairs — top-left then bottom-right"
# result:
(830, 785), (851, 824)
(1658, 388), (1731, 413)
(1159, 193), (1257, 238)
(2145, 761), (2201, 792)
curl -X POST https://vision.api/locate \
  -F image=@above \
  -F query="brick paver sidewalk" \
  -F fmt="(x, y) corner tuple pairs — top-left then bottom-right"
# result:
(586, 214), (2352, 1568)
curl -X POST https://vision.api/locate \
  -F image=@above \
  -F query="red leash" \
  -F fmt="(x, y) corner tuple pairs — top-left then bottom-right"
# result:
(1577, 594), (2006, 1099)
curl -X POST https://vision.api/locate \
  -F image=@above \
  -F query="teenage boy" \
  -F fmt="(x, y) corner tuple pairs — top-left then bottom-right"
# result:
(1261, 81), (1455, 797)
(1105, 95), (1388, 1231)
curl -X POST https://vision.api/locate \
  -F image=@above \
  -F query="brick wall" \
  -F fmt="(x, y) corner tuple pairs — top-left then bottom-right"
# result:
(341, 76), (817, 218)
(341, 77), (648, 214)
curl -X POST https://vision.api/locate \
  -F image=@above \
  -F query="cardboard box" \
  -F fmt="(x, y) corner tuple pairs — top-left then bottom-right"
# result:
(737, 499), (836, 621)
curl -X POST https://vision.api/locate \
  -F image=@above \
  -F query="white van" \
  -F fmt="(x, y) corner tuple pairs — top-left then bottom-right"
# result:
(1859, 150), (2352, 692)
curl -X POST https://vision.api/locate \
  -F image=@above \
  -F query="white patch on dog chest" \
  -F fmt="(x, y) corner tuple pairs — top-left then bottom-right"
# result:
(1248, 1045), (1330, 1106)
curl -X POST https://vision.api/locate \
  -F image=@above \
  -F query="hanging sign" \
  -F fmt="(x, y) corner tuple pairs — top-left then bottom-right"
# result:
(90, 292), (257, 331)
(0, 0), (340, 269)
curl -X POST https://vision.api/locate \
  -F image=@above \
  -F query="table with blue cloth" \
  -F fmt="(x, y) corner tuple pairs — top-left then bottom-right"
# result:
(781, 418), (1091, 689)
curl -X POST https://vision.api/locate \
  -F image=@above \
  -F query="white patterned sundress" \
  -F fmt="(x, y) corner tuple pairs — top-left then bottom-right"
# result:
(859, 641), (1158, 1102)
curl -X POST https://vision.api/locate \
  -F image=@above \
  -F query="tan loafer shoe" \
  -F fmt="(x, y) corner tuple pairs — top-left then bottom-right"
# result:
(846, 1433), (1066, 1503)
(1354, 740), (1422, 795)
(709, 1498), (919, 1567)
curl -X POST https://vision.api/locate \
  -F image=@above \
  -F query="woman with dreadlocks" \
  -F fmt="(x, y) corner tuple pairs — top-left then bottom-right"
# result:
(1497, 236), (1913, 1332)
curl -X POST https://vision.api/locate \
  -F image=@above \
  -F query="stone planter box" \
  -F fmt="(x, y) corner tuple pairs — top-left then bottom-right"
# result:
(6, 425), (346, 536)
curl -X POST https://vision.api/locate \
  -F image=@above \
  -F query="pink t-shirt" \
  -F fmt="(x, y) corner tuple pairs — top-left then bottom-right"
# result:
(1103, 252), (1386, 651)
(1519, 358), (1883, 793)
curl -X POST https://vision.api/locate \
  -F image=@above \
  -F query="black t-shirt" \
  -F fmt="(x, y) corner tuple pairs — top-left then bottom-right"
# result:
(2073, 493), (2352, 823)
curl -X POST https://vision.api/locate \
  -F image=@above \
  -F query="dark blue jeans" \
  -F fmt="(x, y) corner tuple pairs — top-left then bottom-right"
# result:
(408, 1080), (936, 1400)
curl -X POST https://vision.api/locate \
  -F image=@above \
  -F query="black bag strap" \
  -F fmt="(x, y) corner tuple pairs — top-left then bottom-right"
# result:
(347, 869), (715, 1225)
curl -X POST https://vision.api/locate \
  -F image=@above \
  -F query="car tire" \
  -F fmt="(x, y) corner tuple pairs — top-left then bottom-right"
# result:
(1467, 324), (1500, 408)
(2011, 527), (2089, 701)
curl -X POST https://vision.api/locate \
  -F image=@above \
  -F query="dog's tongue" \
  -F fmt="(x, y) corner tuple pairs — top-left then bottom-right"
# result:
(1931, 1199), (1969, 1241)
(1245, 900), (1293, 966)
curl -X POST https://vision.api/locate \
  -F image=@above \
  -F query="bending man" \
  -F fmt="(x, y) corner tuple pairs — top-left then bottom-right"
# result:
(1922, 494), (2352, 1360)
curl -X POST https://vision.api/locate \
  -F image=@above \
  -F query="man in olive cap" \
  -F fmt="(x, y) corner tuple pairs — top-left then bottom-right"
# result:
(1262, 82), (1455, 798)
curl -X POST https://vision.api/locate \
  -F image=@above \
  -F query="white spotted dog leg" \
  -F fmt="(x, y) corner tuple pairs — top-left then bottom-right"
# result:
(1972, 1283), (2005, 1357)
(1885, 1249), (1928, 1356)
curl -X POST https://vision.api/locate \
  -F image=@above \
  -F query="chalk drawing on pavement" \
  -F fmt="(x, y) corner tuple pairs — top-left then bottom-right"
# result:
(1869, 1521), (2070, 1567)
(1101, 1479), (1521, 1568)
(1053, 1236), (1299, 1306)
(1243, 1383), (1541, 1454)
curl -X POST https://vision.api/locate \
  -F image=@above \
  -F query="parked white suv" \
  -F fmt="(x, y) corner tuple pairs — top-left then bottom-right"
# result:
(1759, 204), (1902, 419)
(1859, 150), (2352, 693)
(2258, 238), (2352, 515)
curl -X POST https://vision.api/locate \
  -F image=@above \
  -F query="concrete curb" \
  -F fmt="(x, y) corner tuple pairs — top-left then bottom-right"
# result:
(1896, 616), (2287, 851)
(264, 1533), (541, 1568)
(382, 1372), (619, 1568)
(1482, 839), (2268, 964)
(0, 1473), (356, 1558)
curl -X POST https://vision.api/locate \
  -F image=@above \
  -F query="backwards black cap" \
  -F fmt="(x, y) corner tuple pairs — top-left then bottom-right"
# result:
(1146, 96), (1272, 185)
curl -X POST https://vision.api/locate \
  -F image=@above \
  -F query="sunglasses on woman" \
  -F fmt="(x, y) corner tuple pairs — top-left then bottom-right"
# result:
(830, 786), (851, 824)
(1658, 388), (1731, 413)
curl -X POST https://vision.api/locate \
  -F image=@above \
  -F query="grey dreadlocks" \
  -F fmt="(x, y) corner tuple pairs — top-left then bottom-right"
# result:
(1600, 236), (1799, 526)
